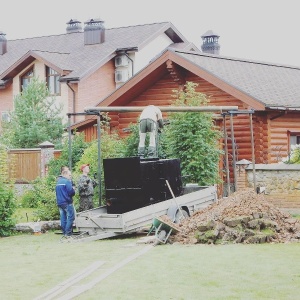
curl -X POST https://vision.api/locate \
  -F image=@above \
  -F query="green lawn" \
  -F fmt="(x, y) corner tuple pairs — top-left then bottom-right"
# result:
(13, 207), (37, 223)
(0, 231), (299, 300)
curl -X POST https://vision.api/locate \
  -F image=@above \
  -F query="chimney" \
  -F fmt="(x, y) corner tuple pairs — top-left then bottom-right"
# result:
(66, 19), (82, 33)
(0, 31), (7, 55)
(84, 18), (105, 45)
(201, 30), (220, 55)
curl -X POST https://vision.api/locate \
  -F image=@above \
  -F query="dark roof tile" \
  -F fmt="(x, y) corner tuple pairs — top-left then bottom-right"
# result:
(0, 22), (188, 82)
(175, 50), (300, 108)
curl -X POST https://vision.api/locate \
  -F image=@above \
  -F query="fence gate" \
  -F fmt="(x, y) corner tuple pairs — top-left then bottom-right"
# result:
(8, 149), (41, 183)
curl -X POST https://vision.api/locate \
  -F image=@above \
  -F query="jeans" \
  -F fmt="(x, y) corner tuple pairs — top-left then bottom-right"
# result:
(59, 204), (75, 236)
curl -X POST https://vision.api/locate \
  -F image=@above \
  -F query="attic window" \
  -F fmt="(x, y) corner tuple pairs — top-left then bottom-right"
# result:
(46, 66), (60, 95)
(20, 67), (34, 91)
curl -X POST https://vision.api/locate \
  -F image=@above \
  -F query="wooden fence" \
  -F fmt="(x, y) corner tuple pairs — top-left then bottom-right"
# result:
(8, 144), (61, 183)
(8, 149), (41, 183)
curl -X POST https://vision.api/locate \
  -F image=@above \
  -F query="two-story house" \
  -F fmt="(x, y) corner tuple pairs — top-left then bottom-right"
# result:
(0, 18), (198, 127)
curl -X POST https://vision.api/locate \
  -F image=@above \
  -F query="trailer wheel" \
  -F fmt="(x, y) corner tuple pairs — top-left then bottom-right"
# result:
(174, 209), (189, 224)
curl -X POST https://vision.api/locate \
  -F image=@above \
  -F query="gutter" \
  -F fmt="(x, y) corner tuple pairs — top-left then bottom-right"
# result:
(116, 47), (137, 76)
(59, 76), (80, 123)
(66, 82), (76, 123)
(267, 106), (300, 111)
(59, 77), (80, 82)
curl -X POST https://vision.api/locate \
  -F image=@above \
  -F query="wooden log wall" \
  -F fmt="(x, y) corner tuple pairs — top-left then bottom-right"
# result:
(108, 75), (179, 138)
(80, 69), (300, 169)
(268, 112), (300, 163)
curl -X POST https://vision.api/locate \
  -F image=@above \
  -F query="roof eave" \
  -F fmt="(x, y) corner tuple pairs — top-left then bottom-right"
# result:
(170, 50), (266, 110)
(0, 50), (65, 80)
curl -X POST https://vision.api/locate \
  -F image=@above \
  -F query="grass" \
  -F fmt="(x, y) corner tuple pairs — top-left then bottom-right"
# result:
(0, 231), (299, 300)
(13, 207), (37, 223)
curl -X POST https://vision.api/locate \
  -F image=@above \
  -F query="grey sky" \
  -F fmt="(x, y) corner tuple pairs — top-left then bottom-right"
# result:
(1, 0), (299, 66)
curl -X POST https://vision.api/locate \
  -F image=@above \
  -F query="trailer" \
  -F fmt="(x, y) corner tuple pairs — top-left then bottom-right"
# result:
(73, 185), (217, 242)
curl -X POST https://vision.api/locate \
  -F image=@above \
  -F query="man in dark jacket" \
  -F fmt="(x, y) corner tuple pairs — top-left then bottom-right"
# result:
(55, 168), (76, 238)
(77, 164), (97, 212)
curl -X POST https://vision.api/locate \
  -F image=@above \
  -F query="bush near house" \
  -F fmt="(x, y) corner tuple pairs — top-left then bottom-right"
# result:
(0, 145), (17, 236)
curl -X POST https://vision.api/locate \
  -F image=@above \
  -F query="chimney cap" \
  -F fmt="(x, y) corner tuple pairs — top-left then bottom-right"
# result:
(201, 30), (220, 38)
(84, 18), (104, 25)
(66, 19), (82, 33)
(66, 19), (81, 25)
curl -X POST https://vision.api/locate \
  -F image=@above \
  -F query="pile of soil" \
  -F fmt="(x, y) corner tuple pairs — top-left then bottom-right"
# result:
(170, 188), (300, 245)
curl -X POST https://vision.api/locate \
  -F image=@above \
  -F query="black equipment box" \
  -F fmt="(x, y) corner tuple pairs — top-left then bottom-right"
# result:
(103, 157), (183, 214)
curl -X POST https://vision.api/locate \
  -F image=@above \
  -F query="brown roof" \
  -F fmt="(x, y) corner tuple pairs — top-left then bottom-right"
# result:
(174, 50), (300, 109)
(0, 22), (192, 83)
(88, 49), (300, 111)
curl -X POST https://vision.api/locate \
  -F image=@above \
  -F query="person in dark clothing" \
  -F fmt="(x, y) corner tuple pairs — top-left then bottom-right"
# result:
(55, 168), (76, 238)
(77, 164), (97, 212)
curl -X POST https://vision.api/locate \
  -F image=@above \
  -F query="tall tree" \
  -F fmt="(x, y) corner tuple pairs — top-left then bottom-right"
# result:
(1, 77), (64, 148)
(162, 81), (223, 185)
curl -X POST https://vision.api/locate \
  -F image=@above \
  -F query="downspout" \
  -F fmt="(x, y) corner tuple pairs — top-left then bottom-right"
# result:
(123, 52), (134, 77)
(66, 82), (76, 123)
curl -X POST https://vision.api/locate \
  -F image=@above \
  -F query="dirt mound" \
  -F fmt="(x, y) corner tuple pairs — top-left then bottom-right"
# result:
(170, 188), (300, 245)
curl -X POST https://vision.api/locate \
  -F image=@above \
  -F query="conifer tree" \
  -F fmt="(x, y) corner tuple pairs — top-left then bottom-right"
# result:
(1, 77), (64, 148)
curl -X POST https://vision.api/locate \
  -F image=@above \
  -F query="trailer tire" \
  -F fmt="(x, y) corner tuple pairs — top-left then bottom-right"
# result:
(174, 209), (189, 224)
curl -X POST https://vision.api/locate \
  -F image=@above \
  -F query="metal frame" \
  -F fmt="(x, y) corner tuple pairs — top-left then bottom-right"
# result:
(67, 105), (241, 204)
(221, 109), (256, 195)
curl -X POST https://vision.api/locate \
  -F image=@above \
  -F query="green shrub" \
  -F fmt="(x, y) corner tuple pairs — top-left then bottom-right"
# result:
(284, 145), (300, 164)
(20, 189), (39, 208)
(0, 146), (17, 236)
(21, 176), (59, 221)
(47, 132), (89, 175)
(33, 175), (59, 221)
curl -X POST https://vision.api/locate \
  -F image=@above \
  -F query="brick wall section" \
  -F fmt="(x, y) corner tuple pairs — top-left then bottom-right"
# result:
(77, 61), (115, 120)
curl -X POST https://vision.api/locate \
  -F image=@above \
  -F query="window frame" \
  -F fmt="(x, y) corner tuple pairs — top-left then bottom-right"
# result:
(287, 130), (300, 152)
(19, 67), (34, 92)
(45, 66), (61, 96)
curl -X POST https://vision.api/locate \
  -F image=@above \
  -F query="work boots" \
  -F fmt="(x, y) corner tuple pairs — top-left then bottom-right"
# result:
(138, 147), (145, 158)
(147, 146), (157, 158)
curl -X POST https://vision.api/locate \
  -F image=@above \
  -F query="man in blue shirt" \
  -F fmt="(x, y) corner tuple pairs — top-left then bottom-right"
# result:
(55, 168), (76, 238)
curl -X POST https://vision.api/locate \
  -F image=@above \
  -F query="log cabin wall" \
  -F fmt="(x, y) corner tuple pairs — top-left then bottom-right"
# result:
(79, 69), (300, 167)
(186, 73), (256, 166)
(109, 74), (180, 138)
(254, 113), (270, 164)
(268, 112), (300, 163)
(80, 70), (264, 167)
